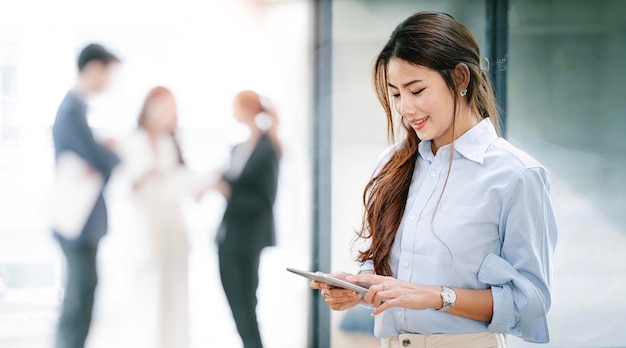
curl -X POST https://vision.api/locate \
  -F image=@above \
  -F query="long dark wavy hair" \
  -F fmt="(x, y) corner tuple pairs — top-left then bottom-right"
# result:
(357, 12), (500, 276)
(137, 86), (185, 165)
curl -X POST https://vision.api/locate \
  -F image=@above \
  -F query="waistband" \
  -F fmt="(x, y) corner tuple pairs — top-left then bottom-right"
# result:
(380, 332), (505, 348)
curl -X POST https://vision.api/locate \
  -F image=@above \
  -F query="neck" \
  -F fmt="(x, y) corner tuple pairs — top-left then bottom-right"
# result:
(246, 122), (264, 138)
(74, 77), (93, 96)
(431, 107), (479, 154)
(143, 130), (159, 154)
(144, 128), (160, 139)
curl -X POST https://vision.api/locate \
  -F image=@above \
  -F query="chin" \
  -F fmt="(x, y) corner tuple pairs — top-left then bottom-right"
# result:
(414, 129), (433, 142)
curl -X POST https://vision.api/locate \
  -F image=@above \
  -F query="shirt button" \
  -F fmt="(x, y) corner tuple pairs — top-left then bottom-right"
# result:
(402, 261), (409, 268)
(430, 171), (437, 177)
(409, 214), (416, 221)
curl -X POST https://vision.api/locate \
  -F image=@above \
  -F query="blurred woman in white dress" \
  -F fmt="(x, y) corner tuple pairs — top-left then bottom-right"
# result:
(117, 86), (195, 348)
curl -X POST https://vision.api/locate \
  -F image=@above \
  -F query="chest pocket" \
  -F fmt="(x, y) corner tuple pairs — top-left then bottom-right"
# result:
(430, 201), (501, 264)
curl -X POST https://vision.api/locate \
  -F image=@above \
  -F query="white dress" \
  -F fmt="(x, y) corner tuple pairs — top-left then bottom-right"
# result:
(117, 131), (195, 348)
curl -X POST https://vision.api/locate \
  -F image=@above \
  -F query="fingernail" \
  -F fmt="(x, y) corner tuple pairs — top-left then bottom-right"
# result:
(346, 275), (354, 280)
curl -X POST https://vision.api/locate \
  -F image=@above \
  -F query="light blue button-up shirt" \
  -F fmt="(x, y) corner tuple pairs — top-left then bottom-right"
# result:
(359, 118), (558, 343)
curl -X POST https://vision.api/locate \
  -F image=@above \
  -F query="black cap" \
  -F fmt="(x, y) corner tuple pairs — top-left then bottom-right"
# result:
(77, 43), (120, 72)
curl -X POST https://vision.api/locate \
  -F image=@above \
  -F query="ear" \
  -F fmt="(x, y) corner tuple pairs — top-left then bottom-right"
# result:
(453, 63), (471, 91)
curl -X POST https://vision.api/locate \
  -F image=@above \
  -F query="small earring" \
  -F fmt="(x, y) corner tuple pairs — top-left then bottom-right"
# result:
(460, 89), (468, 97)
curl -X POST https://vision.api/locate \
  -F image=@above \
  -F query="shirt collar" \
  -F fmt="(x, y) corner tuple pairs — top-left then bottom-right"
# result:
(417, 118), (498, 164)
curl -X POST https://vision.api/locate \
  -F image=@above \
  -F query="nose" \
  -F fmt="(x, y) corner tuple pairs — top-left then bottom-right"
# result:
(396, 96), (416, 117)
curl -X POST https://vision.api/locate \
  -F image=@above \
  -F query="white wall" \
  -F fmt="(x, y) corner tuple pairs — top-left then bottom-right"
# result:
(0, 1), (313, 347)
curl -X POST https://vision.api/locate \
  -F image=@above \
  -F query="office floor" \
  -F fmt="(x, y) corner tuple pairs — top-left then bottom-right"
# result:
(0, 246), (378, 348)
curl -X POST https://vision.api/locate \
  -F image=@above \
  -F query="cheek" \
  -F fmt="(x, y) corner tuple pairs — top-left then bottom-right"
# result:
(168, 115), (178, 129)
(424, 92), (454, 121)
(416, 91), (439, 113)
(101, 73), (112, 87)
(149, 114), (167, 131)
(159, 114), (173, 128)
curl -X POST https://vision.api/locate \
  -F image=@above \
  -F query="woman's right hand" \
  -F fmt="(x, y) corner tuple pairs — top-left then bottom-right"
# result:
(309, 272), (362, 311)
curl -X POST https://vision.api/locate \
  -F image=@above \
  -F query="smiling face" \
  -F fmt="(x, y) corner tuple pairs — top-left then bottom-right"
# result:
(387, 57), (460, 151)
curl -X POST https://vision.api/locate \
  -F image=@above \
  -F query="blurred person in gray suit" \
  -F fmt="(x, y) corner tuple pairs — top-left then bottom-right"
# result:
(52, 43), (120, 348)
(214, 91), (282, 348)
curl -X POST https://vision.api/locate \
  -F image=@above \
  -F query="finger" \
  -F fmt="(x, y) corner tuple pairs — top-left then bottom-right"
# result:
(372, 298), (399, 316)
(347, 273), (384, 284)
(330, 272), (353, 281)
(317, 282), (329, 290)
(364, 283), (386, 304)
(325, 294), (361, 310)
(373, 289), (388, 307)
(325, 294), (358, 305)
(327, 288), (358, 298)
(326, 288), (360, 300)
(310, 280), (325, 290)
(319, 285), (357, 300)
(327, 292), (360, 303)
(336, 296), (362, 311)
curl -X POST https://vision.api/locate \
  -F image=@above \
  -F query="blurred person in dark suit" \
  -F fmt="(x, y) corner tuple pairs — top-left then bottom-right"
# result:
(52, 43), (120, 348)
(214, 90), (282, 348)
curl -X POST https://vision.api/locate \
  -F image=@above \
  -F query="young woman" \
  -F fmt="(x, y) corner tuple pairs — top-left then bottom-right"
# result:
(214, 90), (281, 348)
(116, 86), (199, 348)
(311, 12), (557, 347)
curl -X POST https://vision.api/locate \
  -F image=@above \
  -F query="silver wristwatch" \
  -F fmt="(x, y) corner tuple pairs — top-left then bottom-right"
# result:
(437, 286), (457, 312)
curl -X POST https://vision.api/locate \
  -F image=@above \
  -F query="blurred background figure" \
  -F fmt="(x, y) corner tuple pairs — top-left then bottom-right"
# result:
(114, 86), (202, 348)
(214, 90), (282, 348)
(51, 43), (121, 348)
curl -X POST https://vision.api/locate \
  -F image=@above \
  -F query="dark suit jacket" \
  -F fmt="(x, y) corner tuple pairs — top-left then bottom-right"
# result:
(52, 90), (120, 247)
(218, 133), (280, 252)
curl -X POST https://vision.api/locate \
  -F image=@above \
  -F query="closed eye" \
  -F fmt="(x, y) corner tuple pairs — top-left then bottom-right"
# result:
(412, 88), (425, 95)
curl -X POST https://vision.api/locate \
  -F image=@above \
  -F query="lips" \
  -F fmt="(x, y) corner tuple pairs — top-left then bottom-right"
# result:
(409, 116), (428, 130)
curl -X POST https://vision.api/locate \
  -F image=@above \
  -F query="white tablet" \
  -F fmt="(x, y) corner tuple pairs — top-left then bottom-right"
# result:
(286, 267), (370, 297)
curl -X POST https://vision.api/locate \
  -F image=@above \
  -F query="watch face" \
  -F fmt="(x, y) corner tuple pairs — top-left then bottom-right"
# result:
(442, 287), (456, 304)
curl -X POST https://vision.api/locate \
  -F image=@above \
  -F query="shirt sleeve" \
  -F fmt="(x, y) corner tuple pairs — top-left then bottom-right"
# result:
(477, 167), (558, 343)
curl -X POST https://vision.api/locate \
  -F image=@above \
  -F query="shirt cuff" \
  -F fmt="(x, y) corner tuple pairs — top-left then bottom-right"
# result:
(487, 285), (517, 335)
(478, 253), (550, 343)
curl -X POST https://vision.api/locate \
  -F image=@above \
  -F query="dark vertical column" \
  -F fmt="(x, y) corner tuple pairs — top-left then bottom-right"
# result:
(310, 0), (332, 347)
(486, 0), (509, 136)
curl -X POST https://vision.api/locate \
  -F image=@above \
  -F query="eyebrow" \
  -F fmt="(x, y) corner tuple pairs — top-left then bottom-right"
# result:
(387, 79), (422, 89)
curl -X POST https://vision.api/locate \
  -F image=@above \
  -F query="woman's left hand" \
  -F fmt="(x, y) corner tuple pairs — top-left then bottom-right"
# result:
(347, 273), (442, 316)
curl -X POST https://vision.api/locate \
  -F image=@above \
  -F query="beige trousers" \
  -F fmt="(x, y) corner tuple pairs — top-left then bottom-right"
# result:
(381, 332), (506, 348)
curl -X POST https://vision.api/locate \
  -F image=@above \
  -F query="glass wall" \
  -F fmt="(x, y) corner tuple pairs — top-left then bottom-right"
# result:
(330, 1), (626, 347)
(0, 1), (312, 347)
(507, 0), (626, 346)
